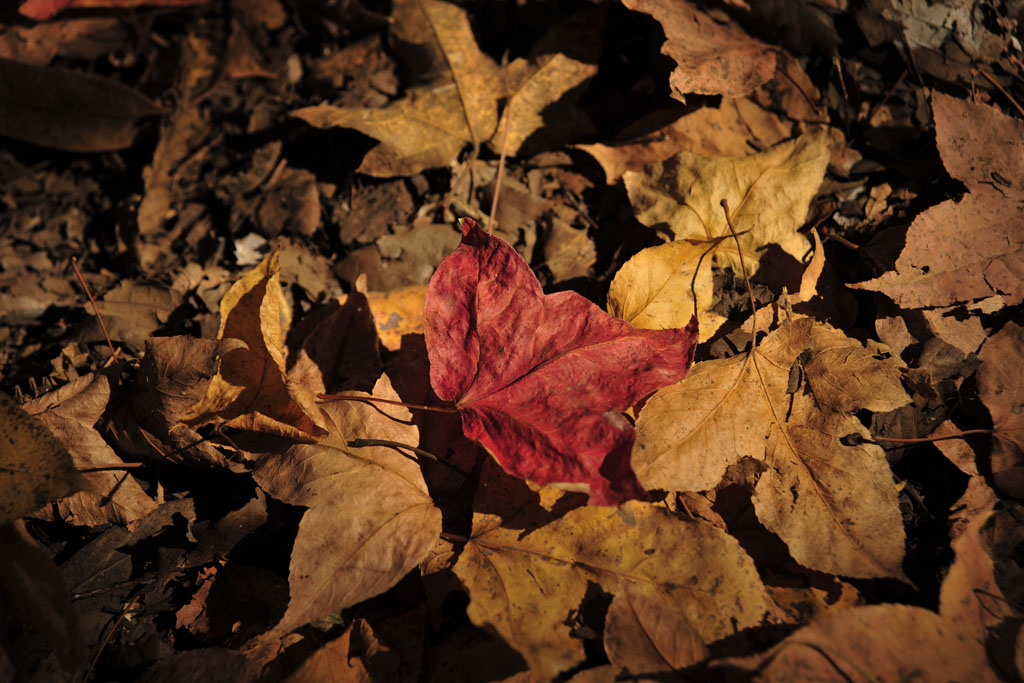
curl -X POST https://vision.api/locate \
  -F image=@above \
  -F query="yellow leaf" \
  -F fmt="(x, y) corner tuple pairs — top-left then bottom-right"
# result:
(623, 131), (829, 275)
(607, 239), (724, 342)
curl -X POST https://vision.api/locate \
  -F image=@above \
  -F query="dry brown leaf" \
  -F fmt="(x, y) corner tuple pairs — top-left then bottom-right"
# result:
(851, 93), (1024, 309)
(253, 374), (442, 636)
(635, 318), (910, 579)
(138, 34), (216, 236)
(0, 392), (84, 525)
(715, 604), (999, 682)
(603, 583), (709, 676)
(977, 322), (1024, 498)
(607, 240), (723, 342)
(108, 336), (245, 470)
(0, 57), (160, 152)
(24, 374), (158, 527)
(621, 0), (776, 100)
(454, 489), (774, 681)
(0, 520), (85, 672)
(87, 280), (184, 351)
(0, 17), (125, 67)
(623, 131), (828, 276)
(292, 0), (501, 177)
(183, 249), (327, 440)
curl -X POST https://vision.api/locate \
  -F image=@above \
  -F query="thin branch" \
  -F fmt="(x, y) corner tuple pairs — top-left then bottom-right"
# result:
(71, 257), (119, 361)
(319, 393), (458, 414)
(488, 103), (513, 233)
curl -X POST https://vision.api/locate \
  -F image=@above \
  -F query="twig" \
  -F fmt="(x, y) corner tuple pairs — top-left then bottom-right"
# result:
(977, 69), (1024, 118)
(71, 257), (119, 362)
(488, 103), (513, 234)
(318, 393), (458, 414)
(78, 463), (146, 473)
(348, 438), (472, 479)
(720, 199), (758, 347)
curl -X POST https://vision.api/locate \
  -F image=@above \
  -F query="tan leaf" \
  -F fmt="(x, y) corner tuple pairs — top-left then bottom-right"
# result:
(89, 280), (184, 351)
(604, 583), (709, 676)
(623, 131), (828, 275)
(634, 318), (909, 579)
(977, 322), (1024, 498)
(716, 604), (999, 682)
(253, 374), (441, 635)
(621, 0), (776, 99)
(292, 0), (501, 177)
(454, 495), (774, 681)
(283, 628), (371, 683)
(850, 93), (1024, 309)
(24, 374), (157, 527)
(0, 393), (84, 525)
(183, 249), (327, 440)
(488, 53), (597, 157)
(606, 240), (723, 342)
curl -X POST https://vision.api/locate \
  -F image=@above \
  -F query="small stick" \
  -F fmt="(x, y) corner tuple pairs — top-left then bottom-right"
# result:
(319, 393), (458, 414)
(488, 103), (513, 234)
(78, 463), (146, 473)
(71, 257), (119, 361)
(349, 438), (472, 479)
(871, 429), (992, 444)
(720, 199), (758, 346)
(977, 69), (1024, 118)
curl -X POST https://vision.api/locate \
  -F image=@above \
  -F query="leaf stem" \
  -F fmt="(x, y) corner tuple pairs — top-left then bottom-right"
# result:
(319, 394), (458, 414)
(720, 199), (757, 346)
(488, 102), (513, 234)
(872, 429), (993, 444)
(71, 257), (119, 362)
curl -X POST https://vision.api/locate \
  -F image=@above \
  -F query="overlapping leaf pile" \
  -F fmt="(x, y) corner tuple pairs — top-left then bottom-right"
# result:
(1, 0), (1022, 681)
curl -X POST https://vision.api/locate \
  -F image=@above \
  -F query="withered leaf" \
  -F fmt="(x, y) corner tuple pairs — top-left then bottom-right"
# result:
(0, 392), (84, 525)
(253, 374), (442, 635)
(976, 322), (1024, 498)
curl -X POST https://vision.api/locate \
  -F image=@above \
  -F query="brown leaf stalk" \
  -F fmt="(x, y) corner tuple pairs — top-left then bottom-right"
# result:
(720, 199), (757, 346)
(71, 257), (119, 362)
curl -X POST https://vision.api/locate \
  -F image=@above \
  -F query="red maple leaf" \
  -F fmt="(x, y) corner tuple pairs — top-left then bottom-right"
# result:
(424, 219), (699, 505)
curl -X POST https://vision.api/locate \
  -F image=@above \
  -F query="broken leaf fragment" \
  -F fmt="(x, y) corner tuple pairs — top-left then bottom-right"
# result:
(624, 131), (829, 276)
(424, 218), (698, 505)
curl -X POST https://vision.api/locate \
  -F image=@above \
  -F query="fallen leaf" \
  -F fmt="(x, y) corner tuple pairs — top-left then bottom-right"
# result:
(623, 131), (829, 276)
(253, 374), (442, 635)
(365, 285), (427, 351)
(183, 249), (327, 440)
(604, 583), (709, 676)
(851, 93), (1024, 309)
(607, 239), (723, 343)
(86, 280), (185, 351)
(0, 392), (84, 525)
(108, 336), (246, 470)
(19, 0), (206, 21)
(976, 322), (1024, 498)
(634, 318), (910, 579)
(715, 604), (999, 682)
(138, 648), (255, 683)
(24, 374), (158, 527)
(621, 0), (776, 100)
(138, 34), (216, 236)
(283, 627), (372, 682)
(455, 496), (775, 680)
(424, 218), (698, 505)
(0, 57), (161, 152)
(292, 0), (501, 176)
(0, 520), (85, 672)
(0, 17), (125, 67)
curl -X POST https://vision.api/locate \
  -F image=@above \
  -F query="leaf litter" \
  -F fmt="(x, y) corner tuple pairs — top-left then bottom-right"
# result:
(1, 0), (1022, 681)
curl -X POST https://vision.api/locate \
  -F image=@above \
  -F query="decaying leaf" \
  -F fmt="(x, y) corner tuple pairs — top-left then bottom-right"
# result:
(253, 374), (442, 635)
(0, 392), (84, 525)
(977, 322), (1024, 498)
(24, 374), (158, 527)
(623, 131), (829, 275)
(183, 249), (327, 440)
(621, 0), (776, 100)
(715, 604), (998, 682)
(634, 318), (910, 579)
(455, 489), (774, 680)
(0, 56), (161, 152)
(425, 218), (698, 505)
(851, 93), (1024, 309)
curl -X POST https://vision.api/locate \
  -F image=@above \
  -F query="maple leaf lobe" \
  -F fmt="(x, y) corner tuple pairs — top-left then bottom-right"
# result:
(424, 218), (698, 504)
